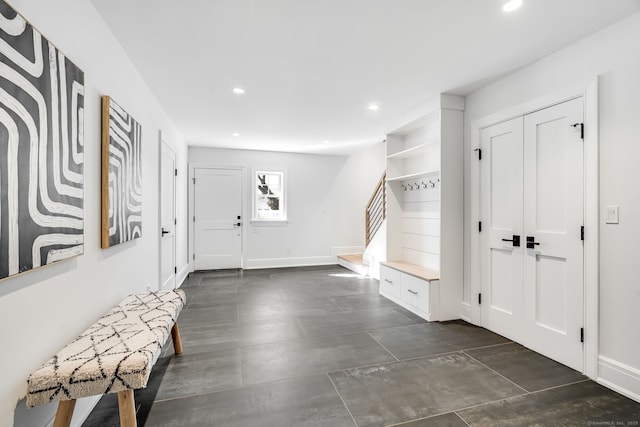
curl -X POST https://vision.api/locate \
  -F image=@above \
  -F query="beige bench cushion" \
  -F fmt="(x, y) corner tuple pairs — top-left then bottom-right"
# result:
(26, 290), (185, 407)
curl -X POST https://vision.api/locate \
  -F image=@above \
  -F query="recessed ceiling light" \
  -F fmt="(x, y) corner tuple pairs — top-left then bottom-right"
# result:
(232, 133), (240, 137)
(368, 103), (380, 111)
(323, 140), (329, 144)
(232, 87), (245, 94)
(503, 0), (523, 12)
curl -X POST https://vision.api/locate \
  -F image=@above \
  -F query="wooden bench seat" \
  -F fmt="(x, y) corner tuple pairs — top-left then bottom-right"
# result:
(381, 261), (440, 282)
(26, 290), (186, 427)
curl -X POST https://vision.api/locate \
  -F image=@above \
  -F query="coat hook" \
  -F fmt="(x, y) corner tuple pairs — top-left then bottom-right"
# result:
(401, 184), (407, 191)
(422, 181), (428, 189)
(429, 180), (435, 188)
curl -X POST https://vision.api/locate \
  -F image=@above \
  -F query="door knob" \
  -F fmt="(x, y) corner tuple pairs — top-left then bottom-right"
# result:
(501, 235), (520, 247)
(526, 236), (540, 249)
(235, 222), (242, 227)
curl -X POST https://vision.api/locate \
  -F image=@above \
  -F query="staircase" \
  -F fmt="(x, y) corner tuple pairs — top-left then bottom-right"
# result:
(337, 172), (386, 278)
(366, 171), (386, 246)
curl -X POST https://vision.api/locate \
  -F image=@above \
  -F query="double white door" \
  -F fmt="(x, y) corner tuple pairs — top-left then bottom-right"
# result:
(480, 98), (584, 371)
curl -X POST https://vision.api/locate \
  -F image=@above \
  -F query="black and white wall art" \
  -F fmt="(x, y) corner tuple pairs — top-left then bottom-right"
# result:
(101, 96), (142, 248)
(0, 1), (85, 280)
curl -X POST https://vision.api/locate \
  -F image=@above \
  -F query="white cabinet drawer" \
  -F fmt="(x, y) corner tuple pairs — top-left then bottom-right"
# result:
(380, 265), (402, 299)
(401, 274), (429, 310)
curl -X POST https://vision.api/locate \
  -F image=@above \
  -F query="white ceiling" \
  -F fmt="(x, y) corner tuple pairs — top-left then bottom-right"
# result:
(91, 0), (640, 155)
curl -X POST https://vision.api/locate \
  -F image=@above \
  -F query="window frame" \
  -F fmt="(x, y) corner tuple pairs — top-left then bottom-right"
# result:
(251, 169), (287, 223)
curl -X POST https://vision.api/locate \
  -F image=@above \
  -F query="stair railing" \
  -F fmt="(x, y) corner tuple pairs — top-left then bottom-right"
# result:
(365, 172), (386, 246)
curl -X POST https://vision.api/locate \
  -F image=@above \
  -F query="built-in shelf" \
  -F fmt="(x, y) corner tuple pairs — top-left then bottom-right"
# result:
(381, 93), (464, 322)
(387, 142), (438, 160)
(386, 170), (440, 182)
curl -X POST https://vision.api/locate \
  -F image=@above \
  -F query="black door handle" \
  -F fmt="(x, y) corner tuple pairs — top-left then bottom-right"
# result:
(161, 229), (170, 236)
(501, 235), (520, 247)
(235, 222), (242, 227)
(526, 236), (540, 249)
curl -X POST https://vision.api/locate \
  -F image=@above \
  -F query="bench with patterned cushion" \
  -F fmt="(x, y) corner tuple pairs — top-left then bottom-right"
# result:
(27, 290), (186, 427)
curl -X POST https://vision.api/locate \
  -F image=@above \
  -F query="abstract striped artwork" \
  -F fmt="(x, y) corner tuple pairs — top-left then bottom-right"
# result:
(101, 96), (142, 248)
(0, 1), (85, 281)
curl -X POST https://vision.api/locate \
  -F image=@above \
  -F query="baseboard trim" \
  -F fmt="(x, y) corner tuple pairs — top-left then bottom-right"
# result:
(598, 356), (640, 403)
(460, 302), (472, 323)
(176, 264), (190, 288)
(244, 256), (336, 270)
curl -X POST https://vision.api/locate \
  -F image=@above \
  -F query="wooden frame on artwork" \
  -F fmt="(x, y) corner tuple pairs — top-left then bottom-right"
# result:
(101, 96), (142, 248)
(0, 0), (85, 281)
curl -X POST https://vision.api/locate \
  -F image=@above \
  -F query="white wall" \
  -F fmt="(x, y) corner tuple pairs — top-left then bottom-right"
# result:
(1, 1), (189, 426)
(463, 11), (640, 401)
(189, 142), (386, 269)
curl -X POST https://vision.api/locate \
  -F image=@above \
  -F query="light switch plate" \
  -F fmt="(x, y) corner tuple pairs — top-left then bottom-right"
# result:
(605, 206), (619, 224)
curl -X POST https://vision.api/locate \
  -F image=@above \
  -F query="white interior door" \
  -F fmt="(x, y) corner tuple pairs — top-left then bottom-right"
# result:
(160, 140), (176, 290)
(481, 98), (584, 371)
(522, 97), (584, 370)
(194, 168), (242, 270)
(480, 117), (524, 341)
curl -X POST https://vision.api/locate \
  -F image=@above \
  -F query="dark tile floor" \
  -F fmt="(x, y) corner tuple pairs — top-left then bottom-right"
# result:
(83, 265), (640, 427)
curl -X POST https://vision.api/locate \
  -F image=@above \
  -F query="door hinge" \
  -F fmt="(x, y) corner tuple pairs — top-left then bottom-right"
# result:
(478, 293), (482, 305)
(581, 226), (584, 241)
(193, 216), (195, 223)
(174, 218), (177, 225)
(478, 221), (482, 233)
(192, 177), (196, 184)
(193, 254), (195, 260)
(175, 168), (178, 176)
(580, 327), (584, 343)
(571, 122), (584, 140)
(174, 266), (177, 274)
(474, 148), (482, 160)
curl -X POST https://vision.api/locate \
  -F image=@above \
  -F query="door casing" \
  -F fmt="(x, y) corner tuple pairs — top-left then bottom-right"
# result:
(469, 78), (599, 378)
(159, 133), (177, 291)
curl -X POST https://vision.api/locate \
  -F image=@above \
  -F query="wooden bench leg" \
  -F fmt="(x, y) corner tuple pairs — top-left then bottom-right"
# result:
(53, 399), (76, 427)
(118, 389), (137, 427)
(171, 323), (183, 355)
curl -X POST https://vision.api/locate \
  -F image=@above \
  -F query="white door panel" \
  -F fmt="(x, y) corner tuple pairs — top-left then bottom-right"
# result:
(480, 117), (523, 341)
(523, 97), (584, 370)
(194, 168), (242, 270)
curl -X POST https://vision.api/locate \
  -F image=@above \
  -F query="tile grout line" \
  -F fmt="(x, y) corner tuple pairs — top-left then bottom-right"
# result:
(450, 378), (594, 418)
(327, 372), (359, 427)
(366, 331), (400, 362)
(462, 350), (529, 394)
(151, 372), (347, 405)
(462, 340), (515, 352)
(453, 411), (473, 427)
(385, 411), (472, 427)
(523, 378), (592, 395)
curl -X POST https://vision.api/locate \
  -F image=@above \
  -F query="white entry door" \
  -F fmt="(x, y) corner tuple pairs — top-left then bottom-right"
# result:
(481, 97), (584, 371)
(194, 168), (242, 270)
(160, 140), (177, 290)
